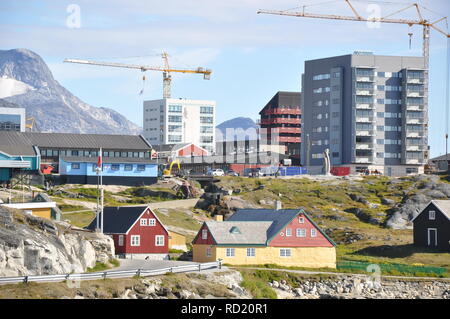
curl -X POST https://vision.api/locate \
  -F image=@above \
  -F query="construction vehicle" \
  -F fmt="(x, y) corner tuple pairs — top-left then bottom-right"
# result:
(162, 159), (181, 177)
(64, 51), (212, 98)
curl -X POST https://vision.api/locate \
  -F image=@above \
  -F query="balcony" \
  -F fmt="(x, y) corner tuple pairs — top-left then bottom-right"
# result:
(355, 103), (375, 109)
(406, 144), (427, 151)
(405, 158), (426, 165)
(406, 118), (426, 125)
(356, 76), (375, 82)
(264, 108), (301, 116)
(355, 89), (375, 96)
(277, 136), (301, 143)
(406, 77), (425, 84)
(406, 131), (425, 138)
(271, 127), (301, 134)
(356, 143), (374, 150)
(356, 116), (375, 123)
(406, 89), (425, 97)
(406, 104), (425, 111)
(259, 118), (301, 125)
(356, 130), (375, 136)
(355, 156), (374, 164)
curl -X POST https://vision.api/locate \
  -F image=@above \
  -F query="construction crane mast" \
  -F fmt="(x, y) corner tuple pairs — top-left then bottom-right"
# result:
(64, 51), (212, 99)
(258, 0), (450, 160)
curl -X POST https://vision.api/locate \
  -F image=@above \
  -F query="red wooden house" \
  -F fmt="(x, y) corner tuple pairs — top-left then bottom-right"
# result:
(192, 208), (336, 268)
(87, 206), (169, 260)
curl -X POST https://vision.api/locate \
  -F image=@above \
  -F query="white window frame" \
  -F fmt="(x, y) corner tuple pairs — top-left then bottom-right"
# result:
(311, 229), (317, 237)
(427, 228), (437, 246)
(226, 248), (235, 257)
(155, 235), (165, 246)
(285, 228), (292, 237)
(246, 248), (256, 257)
(118, 235), (124, 246)
(140, 218), (147, 226)
(296, 228), (306, 237)
(206, 247), (212, 257)
(280, 249), (292, 257)
(202, 229), (208, 240)
(299, 217), (305, 224)
(130, 235), (140, 247)
(148, 218), (156, 226)
(429, 210), (436, 220)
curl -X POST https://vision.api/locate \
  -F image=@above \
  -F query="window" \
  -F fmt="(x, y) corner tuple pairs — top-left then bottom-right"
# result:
(226, 248), (235, 257)
(280, 249), (292, 257)
(429, 210), (436, 220)
(206, 247), (212, 257)
(200, 116), (213, 124)
(168, 125), (182, 132)
(155, 235), (165, 246)
(202, 229), (208, 240)
(168, 135), (182, 143)
(149, 218), (156, 226)
(285, 228), (292, 237)
(200, 106), (214, 114)
(247, 248), (256, 257)
(313, 73), (330, 80)
(406, 167), (419, 174)
(311, 229), (317, 237)
(168, 115), (182, 122)
(118, 235), (124, 246)
(201, 136), (213, 143)
(296, 228), (306, 237)
(299, 217), (304, 223)
(168, 105), (182, 113)
(131, 235), (140, 246)
(111, 164), (120, 171)
(71, 163), (80, 169)
(140, 218), (147, 226)
(124, 164), (133, 171)
(200, 126), (213, 134)
(137, 165), (146, 171)
(71, 150), (79, 156)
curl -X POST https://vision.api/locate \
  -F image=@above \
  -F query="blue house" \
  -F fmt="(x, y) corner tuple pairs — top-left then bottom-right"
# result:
(59, 157), (158, 186)
(0, 145), (40, 182)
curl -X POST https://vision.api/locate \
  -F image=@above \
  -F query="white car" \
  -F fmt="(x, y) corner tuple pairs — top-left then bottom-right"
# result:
(208, 169), (225, 176)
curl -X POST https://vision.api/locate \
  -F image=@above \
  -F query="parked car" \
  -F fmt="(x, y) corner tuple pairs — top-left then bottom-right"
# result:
(227, 170), (239, 177)
(207, 169), (225, 176)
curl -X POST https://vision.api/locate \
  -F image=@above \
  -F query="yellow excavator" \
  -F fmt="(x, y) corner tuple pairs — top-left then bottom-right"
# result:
(162, 159), (181, 177)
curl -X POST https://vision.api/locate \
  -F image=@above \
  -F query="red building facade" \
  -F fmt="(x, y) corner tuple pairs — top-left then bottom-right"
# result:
(259, 91), (301, 164)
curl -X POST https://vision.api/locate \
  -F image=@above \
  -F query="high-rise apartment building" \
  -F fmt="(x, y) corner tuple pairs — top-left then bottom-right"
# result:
(301, 52), (428, 176)
(143, 98), (216, 153)
(259, 91), (301, 163)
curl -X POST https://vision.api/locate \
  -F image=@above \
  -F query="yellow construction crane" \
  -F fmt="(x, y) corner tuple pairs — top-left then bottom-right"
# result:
(258, 0), (450, 158)
(64, 51), (212, 98)
(25, 117), (40, 132)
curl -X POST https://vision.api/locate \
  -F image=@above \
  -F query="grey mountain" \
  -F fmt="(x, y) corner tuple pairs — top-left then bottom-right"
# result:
(216, 117), (259, 141)
(0, 48), (142, 134)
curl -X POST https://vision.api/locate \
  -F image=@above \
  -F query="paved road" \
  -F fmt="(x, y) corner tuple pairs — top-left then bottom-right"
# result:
(112, 259), (227, 275)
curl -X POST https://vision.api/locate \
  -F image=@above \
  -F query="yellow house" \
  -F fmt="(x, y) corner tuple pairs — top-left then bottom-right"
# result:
(0, 201), (56, 219)
(168, 230), (188, 251)
(192, 209), (336, 269)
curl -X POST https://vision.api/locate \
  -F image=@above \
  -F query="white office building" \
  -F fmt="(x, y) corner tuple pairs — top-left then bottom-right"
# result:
(0, 107), (26, 132)
(143, 98), (216, 153)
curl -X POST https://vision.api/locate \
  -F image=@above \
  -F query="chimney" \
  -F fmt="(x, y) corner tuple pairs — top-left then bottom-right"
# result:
(275, 200), (282, 210)
(215, 214), (223, 222)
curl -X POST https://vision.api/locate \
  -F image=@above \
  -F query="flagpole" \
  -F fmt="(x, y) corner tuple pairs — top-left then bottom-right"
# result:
(99, 147), (104, 234)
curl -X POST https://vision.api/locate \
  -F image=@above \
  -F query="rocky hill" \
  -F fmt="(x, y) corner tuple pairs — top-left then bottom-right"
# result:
(0, 48), (142, 134)
(0, 206), (114, 277)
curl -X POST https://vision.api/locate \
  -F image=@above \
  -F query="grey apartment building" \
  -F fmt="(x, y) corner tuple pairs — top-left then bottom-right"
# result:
(301, 52), (428, 176)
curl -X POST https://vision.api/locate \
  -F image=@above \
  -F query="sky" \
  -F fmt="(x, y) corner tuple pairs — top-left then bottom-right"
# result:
(0, 0), (449, 157)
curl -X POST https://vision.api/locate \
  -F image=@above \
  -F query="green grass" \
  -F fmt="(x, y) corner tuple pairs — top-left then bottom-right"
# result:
(239, 270), (278, 299)
(58, 204), (87, 212)
(86, 262), (109, 273)
(62, 211), (95, 228)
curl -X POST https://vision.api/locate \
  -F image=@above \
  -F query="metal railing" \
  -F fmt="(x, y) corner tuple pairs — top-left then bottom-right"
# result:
(0, 261), (222, 285)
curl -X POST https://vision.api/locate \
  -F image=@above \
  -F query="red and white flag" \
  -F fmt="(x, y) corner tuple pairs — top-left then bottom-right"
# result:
(97, 148), (102, 171)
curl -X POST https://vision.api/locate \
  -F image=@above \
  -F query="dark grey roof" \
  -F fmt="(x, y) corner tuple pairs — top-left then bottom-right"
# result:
(0, 131), (151, 151)
(430, 154), (450, 162)
(228, 209), (301, 241)
(86, 206), (147, 233)
(61, 156), (157, 164)
(429, 200), (450, 220)
(0, 144), (36, 156)
(153, 143), (190, 153)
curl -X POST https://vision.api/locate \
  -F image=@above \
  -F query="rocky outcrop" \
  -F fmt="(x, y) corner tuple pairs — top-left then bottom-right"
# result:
(386, 175), (450, 229)
(268, 276), (450, 299)
(0, 207), (114, 276)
